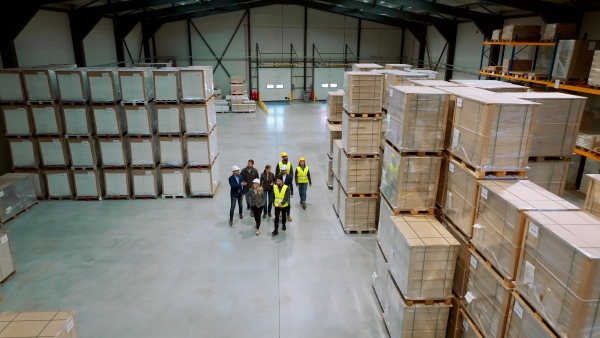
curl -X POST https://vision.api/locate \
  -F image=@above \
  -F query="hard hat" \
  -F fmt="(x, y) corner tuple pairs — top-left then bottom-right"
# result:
(252, 178), (260, 184)
(281, 152), (288, 157)
(232, 165), (240, 171)
(281, 165), (288, 170)
(299, 157), (305, 161)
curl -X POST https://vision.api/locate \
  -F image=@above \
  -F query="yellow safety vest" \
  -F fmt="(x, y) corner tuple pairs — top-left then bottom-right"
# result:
(274, 185), (289, 208)
(296, 166), (309, 183)
(279, 161), (292, 174)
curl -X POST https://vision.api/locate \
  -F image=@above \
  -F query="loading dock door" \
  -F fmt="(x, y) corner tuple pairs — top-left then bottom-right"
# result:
(314, 68), (345, 100)
(258, 68), (291, 101)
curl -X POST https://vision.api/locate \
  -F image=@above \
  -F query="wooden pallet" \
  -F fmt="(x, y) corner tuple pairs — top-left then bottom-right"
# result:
(0, 101), (26, 105)
(90, 101), (120, 106)
(385, 140), (442, 157)
(392, 208), (436, 216)
(231, 111), (256, 113)
(346, 193), (378, 198)
(27, 100), (55, 105)
(189, 194), (215, 198)
(187, 163), (214, 169)
(528, 156), (571, 162)
(47, 196), (73, 201)
(0, 270), (17, 285)
(157, 132), (184, 137)
(347, 153), (379, 159)
(104, 195), (130, 200)
(132, 195), (159, 199)
(35, 133), (62, 137)
(127, 133), (154, 138)
(131, 164), (158, 169)
(41, 165), (69, 170)
(60, 101), (88, 106)
(162, 194), (186, 199)
(96, 133), (126, 139)
(154, 100), (180, 105)
(159, 164), (185, 169)
(346, 112), (382, 118)
(0, 201), (39, 226)
(65, 134), (95, 139)
(121, 100), (150, 106)
(450, 154), (527, 179)
(71, 166), (98, 171)
(101, 165), (128, 169)
(327, 119), (342, 124)
(74, 196), (102, 201)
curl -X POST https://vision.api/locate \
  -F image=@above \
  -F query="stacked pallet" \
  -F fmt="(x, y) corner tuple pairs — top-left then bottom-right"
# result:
(372, 70), (428, 111)
(352, 63), (384, 72)
(326, 90), (343, 189)
(384, 64), (412, 71)
(450, 79), (530, 92)
(229, 75), (256, 113)
(0, 174), (38, 226)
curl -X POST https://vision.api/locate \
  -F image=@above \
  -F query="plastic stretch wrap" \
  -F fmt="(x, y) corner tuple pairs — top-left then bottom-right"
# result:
(8, 138), (38, 167)
(118, 69), (154, 102)
(492, 29), (502, 41)
(342, 113), (381, 155)
(326, 123), (342, 157)
(436, 156), (448, 208)
(124, 104), (157, 136)
(104, 169), (130, 197)
(352, 63), (384, 71)
(462, 248), (512, 338)
(98, 137), (130, 166)
(2, 105), (32, 135)
(585, 174), (600, 217)
(373, 242), (389, 309)
(443, 158), (521, 237)
(230, 76), (245, 84)
(183, 99), (216, 135)
(589, 50), (600, 87)
(44, 170), (73, 198)
(409, 80), (461, 87)
(156, 105), (183, 134)
(576, 132), (600, 150)
(22, 69), (59, 101)
(0, 311), (79, 338)
(0, 231), (15, 282)
(543, 23), (576, 41)
(0, 174), (37, 224)
(384, 275), (451, 338)
(472, 180), (579, 281)
(0, 69), (26, 101)
(446, 297), (462, 338)
(500, 92), (586, 158)
(180, 66), (214, 102)
(333, 177), (341, 214)
(449, 93), (538, 170)
(153, 68), (180, 101)
(460, 308), (485, 338)
(332, 139), (344, 181)
(13, 169), (44, 197)
(553, 40), (600, 80)
(61, 105), (92, 135)
(31, 104), (61, 134)
(129, 137), (159, 166)
(386, 86), (448, 151)
(387, 214), (458, 300)
(326, 157), (334, 187)
(378, 70), (428, 110)
(441, 219), (470, 298)
(377, 198), (395, 260)
(56, 69), (89, 102)
(87, 69), (121, 102)
(132, 169), (160, 197)
(338, 184), (377, 231)
(501, 25), (541, 41)
(72, 170), (102, 198)
(186, 128), (218, 167)
(159, 136), (186, 167)
(385, 64), (412, 71)
(230, 83), (246, 95)
(381, 143), (441, 211)
(38, 137), (69, 166)
(526, 161), (569, 196)
(231, 101), (256, 113)
(188, 159), (220, 196)
(342, 71), (384, 114)
(516, 211), (600, 338)
(506, 291), (557, 338)
(326, 90), (344, 122)
(339, 149), (379, 194)
(67, 136), (98, 167)
(161, 168), (187, 196)
(408, 69), (438, 80)
(92, 105), (126, 136)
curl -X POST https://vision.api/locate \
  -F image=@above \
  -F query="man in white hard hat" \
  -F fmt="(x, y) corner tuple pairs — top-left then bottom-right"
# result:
(228, 165), (247, 226)
(279, 164), (294, 222)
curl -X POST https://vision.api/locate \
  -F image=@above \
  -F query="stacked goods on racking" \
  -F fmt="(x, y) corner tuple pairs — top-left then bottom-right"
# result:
(500, 25), (541, 41)
(590, 51), (600, 87)
(543, 23), (576, 41)
(552, 40), (600, 80)
(372, 70), (428, 111)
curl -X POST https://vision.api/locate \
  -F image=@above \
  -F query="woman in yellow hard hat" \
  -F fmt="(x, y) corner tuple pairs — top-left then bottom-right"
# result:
(295, 157), (312, 209)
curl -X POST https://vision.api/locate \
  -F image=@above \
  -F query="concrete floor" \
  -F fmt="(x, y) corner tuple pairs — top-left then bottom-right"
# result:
(0, 102), (387, 338)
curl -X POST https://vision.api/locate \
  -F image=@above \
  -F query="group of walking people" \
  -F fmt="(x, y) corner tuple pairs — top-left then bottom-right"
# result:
(228, 152), (312, 236)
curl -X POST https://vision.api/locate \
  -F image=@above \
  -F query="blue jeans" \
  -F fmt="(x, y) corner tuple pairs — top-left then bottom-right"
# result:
(298, 183), (308, 202)
(230, 196), (243, 221)
(263, 189), (274, 214)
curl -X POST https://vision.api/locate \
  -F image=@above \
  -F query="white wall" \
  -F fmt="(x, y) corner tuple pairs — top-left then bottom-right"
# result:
(452, 22), (484, 79)
(359, 21), (402, 63)
(83, 17), (117, 66)
(123, 23), (144, 63)
(402, 29), (419, 66)
(14, 10), (75, 67)
(155, 20), (189, 64)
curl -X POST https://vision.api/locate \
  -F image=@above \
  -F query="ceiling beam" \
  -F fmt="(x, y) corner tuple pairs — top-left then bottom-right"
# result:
(77, 0), (180, 16)
(479, 0), (581, 23)
(121, 0), (249, 22)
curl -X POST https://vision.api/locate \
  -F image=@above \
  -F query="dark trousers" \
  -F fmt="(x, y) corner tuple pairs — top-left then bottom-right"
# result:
(274, 206), (288, 231)
(230, 196), (243, 221)
(252, 206), (263, 229)
(263, 190), (274, 215)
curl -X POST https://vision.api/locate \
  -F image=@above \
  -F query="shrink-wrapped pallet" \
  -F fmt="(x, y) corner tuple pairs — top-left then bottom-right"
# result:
(159, 136), (186, 167)
(131, 169), (160, 197)
(0, 69), (26, 101)
(409, 80), (461, 87)
(338, 149), (379, 194)
(373, 242), (389, 308)
(22, 69), (59, 101)
(44, 170), (73, 198)
(0, 231), (15, 281)
(0, 311), (79, 338)
(385, 64), (412, 71)
(156, 105), (183, 135)
(516, 211), (600, 338)
(585, 174), (600, 217)
(332, 139), (343, 179)
(326, 90), (344, 122)
(342, 71), (384, 114)
(72, 170), (102, 198)
(326, 156), (334, 188)
(129, 137), (159, 167)
(118, 68), (154, 102)
(87, 69), (121, 102)
(381, 143), (441, 212)
(342, 112), (381, 155)
(183, 99), (216, 135)
(153, 68), (179, 101)
(526, 161), (569, 196)
(186, 128), (218, 167)
(104, 169), (130, 197)
(161, 168), (186, 196)
(451, 79), (530, 92)
(501, 25), (541, 41)
(92, 105), (126, 136)
(61, 105), (92, 135)
(441, 218), (470, 297)
(56, 69), (89, 102)
(180, 66), (214, 102)
(1, 105), (31, 135)
(0, 174), (37, 224)
(543, 23), (576, 41)
(31, 104), (61, 134)
(449, 94), (538, 171)
(553, 40), (600, 80)
(386, 86), (448, 152)
(188, 160), (220, 196)
(589, 50), (600, 87)
(387, 214), (459, 300)
(13, 169), (44, 198)
(338, 185), (377, 232)
(124, 105), (156, 136)
(38, 137), (69, 166)
(333, 177), (341, 215)
(576, 132), (600, 150)
(472, 180), (579, 281)
(8, 138), (38, 167)
(460, 308), (485, 338)
(491, 29), (502, 41)
(446, 297), (463, 338)
(501, 59), (534, 74)
(377, 197), (395, 260)
(462, 248), (512, 338)
(66, 136), (98, 167)
(408, 69), (438, 79)
(500, 92), (585, 158)
(326, 123), (342, 155)
(506, 291), (557, 338)
(378, 70), (428, 110)
(97, 138), (130, 167)
(352, 63), (384, 71)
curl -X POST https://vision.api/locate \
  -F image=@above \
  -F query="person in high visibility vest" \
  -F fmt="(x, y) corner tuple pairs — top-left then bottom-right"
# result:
(279, 165), (294, 222)
(272, 175), (291, 236)
(295, 157), (312, 210)
(275, 152), (293, 176)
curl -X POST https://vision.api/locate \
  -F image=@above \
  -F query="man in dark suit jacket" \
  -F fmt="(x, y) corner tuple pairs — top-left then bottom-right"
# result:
(279, 165), (294, 222)
(229, 165), (247, 226)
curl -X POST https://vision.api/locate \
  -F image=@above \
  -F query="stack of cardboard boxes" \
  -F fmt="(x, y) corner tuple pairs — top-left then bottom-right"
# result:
(326, 90), (343, 189)
(229, 76), (256, 113)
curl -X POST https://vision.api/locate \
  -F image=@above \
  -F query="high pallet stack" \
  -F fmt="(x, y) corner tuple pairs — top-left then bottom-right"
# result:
(229, 76), (256, 113)
(326, 90), (343, 189)
(1, 65), (219, 200)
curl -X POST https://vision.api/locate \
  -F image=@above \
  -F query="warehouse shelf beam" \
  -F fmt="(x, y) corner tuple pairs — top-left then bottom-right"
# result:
(479, 0), (581, 23)
(77, 0), (182, 17)
(69, 11), (104, 67)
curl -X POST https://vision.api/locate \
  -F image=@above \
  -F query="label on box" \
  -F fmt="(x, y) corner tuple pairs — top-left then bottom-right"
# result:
(133, 74), (141, 78)
(102, 73), (109, 78)
(23, 140), (30, 144)
(195, 73), (201, 77)
(384, 74), (388, 80)
(174, 171), (181, 174)
(446, 192), (452, 209)
(71, 73), (79, 78)
(470, 255), (478, 269)
(113, 140), (120, 144)
(17, 108), (25, 112)
(451, 129), (460, 148)
(372, 272), (377, 281)
(53, 139), (59, 143)
(456, 97), (463, 108)
(5, 207), (11, 214)
(449, 163), (454, 173)
(514, 301), (524, 319)
(168, 73), (175, 77)
(465, 291), (475, 303)
(46, 107), (54, 112)
(528, 75), (533, 80)
(87, 171), (94, 175)
(77, 109), (85, 113)
(38, 72), (45, 76)
(171, 108), (178, 112)
(59, 174), (66, 177)
(173, 139), (180, 143)
(106, 108), (114, 112)
(529, 223), (539, 238)
(202, 170), (208, 174)
(589, 42), (597, 50)
(0, 235), (7, 244)
(473, 223), (482, 229)
(0, 191), (3, 197)
(428, 73), (435, 79)
(462, 319), (469, 331)
(554, 80), (560, 89)
(117, 174), (125, 178)
(143, 140), (149, 143)
(145, 171), (152, 176)
(139, 107), (146, 111)
(11, 74), (17, 79)
(524, 261), (535, 284)
(66, 319), (74, 333)
(481, 187), (488, 200)
(82, 141), (89, 145)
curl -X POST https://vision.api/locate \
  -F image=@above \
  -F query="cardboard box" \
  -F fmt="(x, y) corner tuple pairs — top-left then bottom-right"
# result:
(441, 218), (470, 298)
(326, 123), (342, 155)
(377, 196), (395, 260)
(585, 174), (600, 217)
(326, 90), (344, 122)
(501, 25), (541, 41)
(66, 136), (98, 167)
(43, 170), (73, 198)
(161, 168), (186, 196)
(118, 68), (154, 102)
(342, 112), (381, 155)
(409, 80), (461, 87)
(576, 132), (600, 150)
(352, 63), (384, 71)
(31, 104), (61, 134)
(0, 311), (78, 338)
(338, 184), (378, 231)
(22, 69), (59, 101)
(0, 174), (37, 224)
(342, 71), (384, 114)
(13, 168), (45, 198)
(0, 231), (15, 282)
(230, 76), (245, 84)
(56, 69), (89, 102)
(589, 50), (600, 87)
(8, 138), (38, 167)
(491, 29), (502, 41)
(129, 137), (159, 167)
(103, 168), (130, 197)
(543, 23), (576, 41)
(38, 137), (69, 166)
(516, 211), (600, 337)
(156, 105), (183, 134)
(179, 66), (214, 101)
(97, 137), (129, 167)
(230, 83), (246, 94)
(472, 180), (579, 281)
(500, 92), (586, 158)
(187, 160), (220, 196)
(526, 161), (569, 196)
(333, 178), (341, 215)
(502, 59), (534, 73)
(459, 308), (485, 338)
(0, 69), (26, 101)
(506, 291), (557, 338)
(387, 214), (459, 300)
(386, 86), (448, 152)
(332, 139), (343, 179)
(124, 105), (156, 136)
(408, 69), (438, 79)
(377, 70), (428, 110)
(553, 40), (600, 80)
(153, 68), (180, 101)
(159, 136), (186, 166)
(380, 143), (441, 211)
(182, 99), (216, 135)
(326, 156), (334, 188)
(91, 105), (126, 136)
(1, 105), (32, 135)
(131, 169), (160, 197)
(384, 64), (412, 71)
(87, 69), (121, 102)
(72, 170), (102, 198)
(61, 105), (92, 135)
(373, 241), (389, 310)
(338, 148), (379, 194)
(449, 93), (538, 170)
(186, 128), (218, 167)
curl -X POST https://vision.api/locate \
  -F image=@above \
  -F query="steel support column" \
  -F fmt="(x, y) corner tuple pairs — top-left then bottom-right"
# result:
(69, 12), (103, 66)
(114, 18), (141, 63)
(0, 3), (46, 68)
(357, 19), (362, 62)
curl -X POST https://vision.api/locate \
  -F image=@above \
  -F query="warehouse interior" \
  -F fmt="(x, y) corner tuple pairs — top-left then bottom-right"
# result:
(1, 0), (600, 337)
